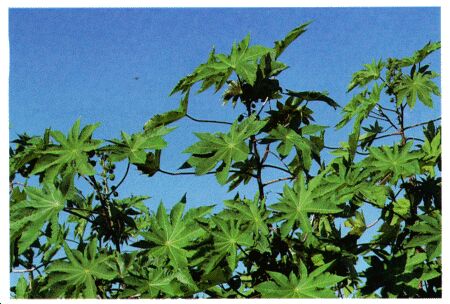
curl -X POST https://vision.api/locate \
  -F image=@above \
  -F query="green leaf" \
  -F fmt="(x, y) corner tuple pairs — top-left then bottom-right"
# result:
(226, 36), (272, 85)
(106, 127), (173, 164)
(45, 238), (116, 298)
(255, 262), (344, 298)
(10, 184), (65, 254)
(366, 141), (421, 184)
(123, 269), (180, 298)
(144, 91), (189, 131)
(223, 193), (270, 237)
(273, 21), (312, 59)
(268, 125), (312, 169)
(336, 83), (383, 130)
(31, 119), (101, 178)
(347, 59), (385, 92)
(184, 115), (266, 184)
(395, 72), (440, 108)
(170, 48), (232, 95)
(136, 201), (204, 268)
(421, 129), (440, 176)
(270, 174), (342, 236)
(286, 90), (339, 109)
(397, 41), (441, 66)
(210, 217), (253, 270)
(406, 211), (441, 260)
(15, 276), (28, 299)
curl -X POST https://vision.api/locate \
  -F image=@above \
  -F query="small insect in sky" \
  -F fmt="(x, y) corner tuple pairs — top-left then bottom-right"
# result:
(133, 76), (140, 80)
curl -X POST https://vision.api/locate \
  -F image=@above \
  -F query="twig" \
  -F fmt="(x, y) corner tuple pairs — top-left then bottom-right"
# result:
(377, 104), (397, 113)
(406, 137), (424, 143)
(262, 164), (293, 175)
(185, 113), (232, 125)
(107, 161), (130, 197)
(261, 144), (271, 164)
(63, 208), (93, 223)
(372, 131), (401, 141)
(323, 145), (369, 156)
(12, 267), (36, 273)
(158, 168), (257, 178)
(366, 219), (380, 229)
(368, 114), (389, 122)
(376, 105), (398, 130)
(263, 176), (293, 187)
(256, 97), (270, 117)
(403, 117), (441, 131)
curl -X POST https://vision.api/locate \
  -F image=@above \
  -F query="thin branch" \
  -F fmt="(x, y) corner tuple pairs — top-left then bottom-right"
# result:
(323, 145), (339, 149)
(12, 267), (36, 273)
(256, 97), (269, 117)
(261, 143), (271, 164)
(263, 176), (293, 187)
(185, 113), (232, 125)
(406, 137), (425, 143)
(377, 104), (397, 113)
(268, 151), (292, 172)
(323, 145), (369, 156)
(372, 131), (401, 141)
(63, 208), (93, 223)
(158, 168), (257, 178)
(366, 219), (380, 229)
(262, 164), (293, 175)
(158, 169), (198, 175)
(368, 114), (389, 122)
(376, 105), (398, 130)
(403, 117), (441, 131)
(237, 244), (249, 258)
(107, 161), (130, 197)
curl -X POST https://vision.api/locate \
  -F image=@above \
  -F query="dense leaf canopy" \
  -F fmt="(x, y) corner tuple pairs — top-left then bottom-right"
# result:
(10, 21), (441, 299)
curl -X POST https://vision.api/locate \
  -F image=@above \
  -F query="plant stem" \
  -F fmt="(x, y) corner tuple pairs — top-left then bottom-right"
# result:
(263, 176), (293, 187)
(63, 208), (93, 223)
(106, 161), (130, 198)
(185, 113), (232, 125)
(403, 117), (441, 131)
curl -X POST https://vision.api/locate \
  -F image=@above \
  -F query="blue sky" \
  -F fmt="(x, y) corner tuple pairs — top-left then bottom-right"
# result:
(8, 7), (441, 290)
(9, 7), (440, 205)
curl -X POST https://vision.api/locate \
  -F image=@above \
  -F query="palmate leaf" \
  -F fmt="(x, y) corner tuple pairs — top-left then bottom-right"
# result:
(255, 261), (345, 298)
(366, 141), (421, 184)
(420, 129), (440, 176)
(406, 211), (441, 260)
(209, 217), (253, 271)
(347, 59), (385, 92)
(395, 72), (440, 109)
(184, 115), (267, 184)
(397, 41), (441, 67)
(10, 184), (65, 254)
(144, 91), (189, 131)
(135, 201), (204, 268)
(223, 193), (270, 237)
(270, 174), (342, 237)
(268, 125), (314, 170)
(285, 90), (339, 109)
(122, 269), (180, 298)
(273, 21), (312, 59)
(105, 126), (173, 164)
(30, 119), (102, 179)
(10, 129), (51, 177)
(45, 238), (116, 298)
(325, 158), (388, 208)
(336, 83), (384, 130)
(217, 34), (273, 85)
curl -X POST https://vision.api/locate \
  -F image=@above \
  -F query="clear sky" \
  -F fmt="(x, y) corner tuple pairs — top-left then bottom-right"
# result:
(9, 7), (440, 205)
(8, 7), (441, 288)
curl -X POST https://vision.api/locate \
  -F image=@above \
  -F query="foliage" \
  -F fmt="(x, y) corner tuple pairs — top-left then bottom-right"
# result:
(10, 21), (441, 299)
